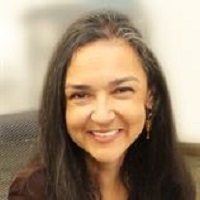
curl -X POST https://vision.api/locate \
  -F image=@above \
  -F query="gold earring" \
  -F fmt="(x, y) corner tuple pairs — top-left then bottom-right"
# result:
(146, 109), (153, 140)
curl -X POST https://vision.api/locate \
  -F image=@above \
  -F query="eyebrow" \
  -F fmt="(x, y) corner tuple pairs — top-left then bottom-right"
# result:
(109, 76), (139, 87)
(65, 76), (139, 90)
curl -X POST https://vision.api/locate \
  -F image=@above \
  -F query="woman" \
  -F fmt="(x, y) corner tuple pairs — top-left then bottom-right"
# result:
(9, 9), (195, 200)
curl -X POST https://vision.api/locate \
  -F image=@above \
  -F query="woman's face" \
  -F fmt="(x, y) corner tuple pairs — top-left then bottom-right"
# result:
(65, 39), (152, 164)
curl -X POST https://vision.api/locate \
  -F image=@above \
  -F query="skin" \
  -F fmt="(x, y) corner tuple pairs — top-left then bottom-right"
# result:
(65, 39), (152, 199)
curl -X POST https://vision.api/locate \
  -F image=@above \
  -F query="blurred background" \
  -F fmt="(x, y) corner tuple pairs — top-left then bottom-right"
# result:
(0, 0), (200, 143)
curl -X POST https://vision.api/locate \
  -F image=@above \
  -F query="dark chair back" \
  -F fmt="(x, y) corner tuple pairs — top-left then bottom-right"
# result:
(0, 111), (38, 200)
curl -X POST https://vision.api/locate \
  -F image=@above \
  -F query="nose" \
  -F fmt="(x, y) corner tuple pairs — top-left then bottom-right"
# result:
(90, 96), (115, 124)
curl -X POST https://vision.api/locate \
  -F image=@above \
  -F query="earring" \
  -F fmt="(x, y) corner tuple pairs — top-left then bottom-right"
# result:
(146, 109), (153, 140)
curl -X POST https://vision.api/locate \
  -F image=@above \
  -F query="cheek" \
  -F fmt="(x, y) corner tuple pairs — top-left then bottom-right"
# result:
(129, 105), (146, 130)
(66, 105), (91, 133)
(116, 99), (146, 131)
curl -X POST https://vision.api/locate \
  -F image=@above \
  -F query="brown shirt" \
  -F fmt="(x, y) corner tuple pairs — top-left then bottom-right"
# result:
(8, 162), (47, 200)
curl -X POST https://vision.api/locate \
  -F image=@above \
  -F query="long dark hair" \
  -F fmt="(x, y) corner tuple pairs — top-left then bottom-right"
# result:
(38, 10), (195, 200)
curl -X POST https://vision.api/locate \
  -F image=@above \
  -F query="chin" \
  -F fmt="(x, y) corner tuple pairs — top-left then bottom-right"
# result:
(89, 150), (126, 164)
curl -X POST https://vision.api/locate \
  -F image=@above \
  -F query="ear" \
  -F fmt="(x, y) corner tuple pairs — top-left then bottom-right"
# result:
(145, 90), (154, 110)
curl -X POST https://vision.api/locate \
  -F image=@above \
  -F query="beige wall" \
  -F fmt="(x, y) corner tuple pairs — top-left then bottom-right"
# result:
(137, 0), (200, 142)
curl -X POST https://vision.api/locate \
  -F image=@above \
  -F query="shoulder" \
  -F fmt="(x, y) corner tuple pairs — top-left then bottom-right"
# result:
(8, 162), (47, 200)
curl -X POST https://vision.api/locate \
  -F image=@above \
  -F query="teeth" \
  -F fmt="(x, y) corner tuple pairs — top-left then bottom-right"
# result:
(91, 130), (119, 137)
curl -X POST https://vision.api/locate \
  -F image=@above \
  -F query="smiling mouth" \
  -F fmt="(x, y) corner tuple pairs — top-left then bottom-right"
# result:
(87, 129), (123, 142)
(91, 129), (119, 137)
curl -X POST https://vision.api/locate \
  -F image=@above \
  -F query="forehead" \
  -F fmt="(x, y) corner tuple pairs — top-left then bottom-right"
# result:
(66, 39), (147, 86)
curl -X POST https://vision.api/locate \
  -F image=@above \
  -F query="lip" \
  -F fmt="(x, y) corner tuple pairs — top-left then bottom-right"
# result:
(87, 129), (123, 143)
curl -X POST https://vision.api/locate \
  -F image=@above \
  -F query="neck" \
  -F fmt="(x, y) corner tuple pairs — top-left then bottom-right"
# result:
(87, 157), (128, 200)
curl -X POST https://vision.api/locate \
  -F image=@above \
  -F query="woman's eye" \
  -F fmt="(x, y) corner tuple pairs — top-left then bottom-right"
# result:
(114, 87), (134, 94)
(69, 92), (89, 100)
